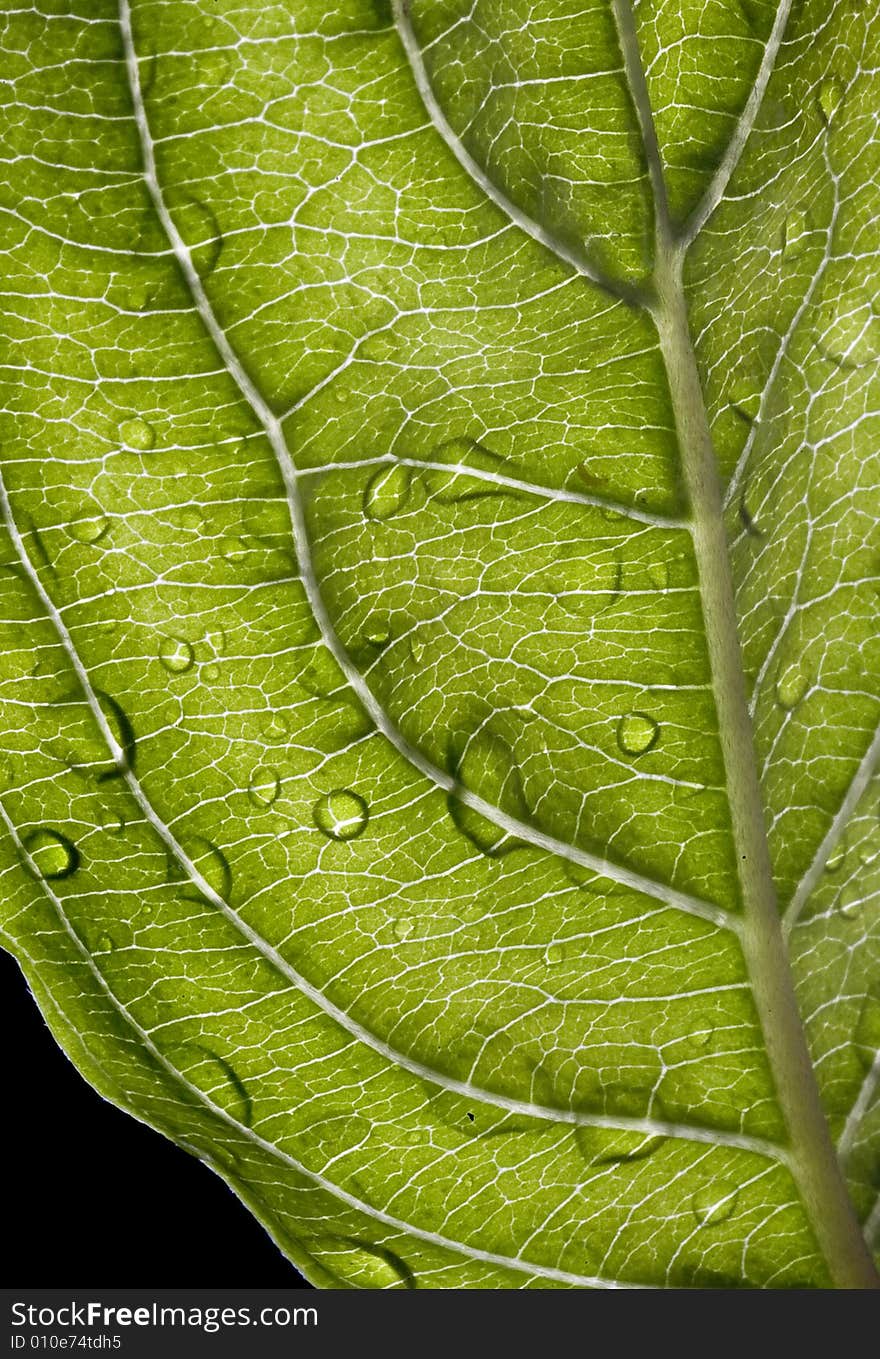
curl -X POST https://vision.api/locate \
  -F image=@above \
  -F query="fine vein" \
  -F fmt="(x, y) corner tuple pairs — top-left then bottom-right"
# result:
(682, 0), (794, 244)
(0, 460), (754, 1155)
(785, 715), (880, 933)
(118, 2), (730, 934)
(0, 804), (651, 1292)
(391, 0), (643, 307)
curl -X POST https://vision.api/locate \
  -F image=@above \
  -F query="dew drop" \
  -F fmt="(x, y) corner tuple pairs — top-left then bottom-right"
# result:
(221, 535), (249, 563)
(167, 1043), (253, 1126)
(409, 637), (427, 665)
(855, 993), (880, 1070)
(96, 933), (115, 953)
(118, 417), (155, 451)
(392, 916), (414, 942)
(565, 862), (601, 891)
(363, 464), (411, 521)
(261, 712), (291, 742)
(308, 1238), (413, 1290)
(819, 78), (843, 124)
(775, 662), (808, 710)
(158, 637), (194, 674)
(838, 880), (864, 920)
(816, 290), (880, 369)
(365, 623), (391, 648)
(545, 942), (565, 966)
(99, 811), (125, 836)
(181, 507), (202, 531)
(24, 827), (80, 881)
(314, 789), (369, 841)
(204, 663), (221, 682)
(68, 515), (109, 545)
(825, 838), (847, 873)
(691, 1183), (738, 1227)
(448, 728), (528, 856)
(575, 1126), (665, 1167)
(782, 209), (809, 261)
(616, 712), (660, 756)
(248, 765), (280, 808)
(731, 389), (760, 424)
(177, 836), (233, 903)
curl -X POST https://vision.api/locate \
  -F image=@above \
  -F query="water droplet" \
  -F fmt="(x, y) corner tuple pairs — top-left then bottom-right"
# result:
(816, 290), (880, 369)
(565, 862), (601, 891)
(96, 933), (115, 953)
(158, 637), (194, 674)
(299, 646), (346, 701)
(691, 1183), (738, 1226)
(365, 624), (391, 648)
(392, 916), (415, 942)
(826, 838), (847, 873)
(307, 1238), (413, 1290)
(124, 281), (154, 312)
(738, 487), (765, 539)
(448, 728), (528, 856)
(181, 507), (202, 531)
(24, 828), (80, 880)
(855, 993), (880, 1069)
(775, 662), (808, 710)
(174, 836), (233, 903)
(261, 712), (291, 742)
(204, 663), (221, 682)
(616, 712), (660, 756)
(576, 1126), (665, 1167)
(782, 209), (810, 261)
(248, 765), (280, 808)
(166, 1043), (253, 1125)
(731, 389), (760, 424)
(118, 417), (155, 451)
(314, 789), (369, 841)
(221, 535), (249, 563)
(839, 880), (864, 920)
(206, 629), (227, 657)
(545, 942), (565, 965)
(819, 78), (843, 124)
(99, 811), (124, 836)
(409, 637), (426, 665)
(363, 464), (411, 521)
(68, 515), (109, 544)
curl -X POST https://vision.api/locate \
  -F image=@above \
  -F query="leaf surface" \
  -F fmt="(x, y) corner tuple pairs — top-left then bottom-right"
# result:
(0, 0), (878, 1288)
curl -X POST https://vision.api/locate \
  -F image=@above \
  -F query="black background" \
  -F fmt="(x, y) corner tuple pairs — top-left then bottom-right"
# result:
(1, 949), (312, 1287)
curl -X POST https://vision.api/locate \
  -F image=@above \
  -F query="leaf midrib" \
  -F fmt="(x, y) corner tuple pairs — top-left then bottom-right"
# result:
(395, 0), (879, 1287)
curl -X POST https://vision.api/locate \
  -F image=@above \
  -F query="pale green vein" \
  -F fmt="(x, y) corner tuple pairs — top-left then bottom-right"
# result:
(0, 459), (766, 1158)
(681, 0), (795, 244)
(0, 802), (654, 1292)
(838, 1050), (880, 1163)
(297, 453), (687, 530)
(784, 715), (880, 934)
(119, 0), (732, 935)
(391, 0), (646, 307)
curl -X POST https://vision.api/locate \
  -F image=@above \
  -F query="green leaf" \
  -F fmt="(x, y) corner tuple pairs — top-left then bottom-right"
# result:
(0, 0), (878, 1289)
